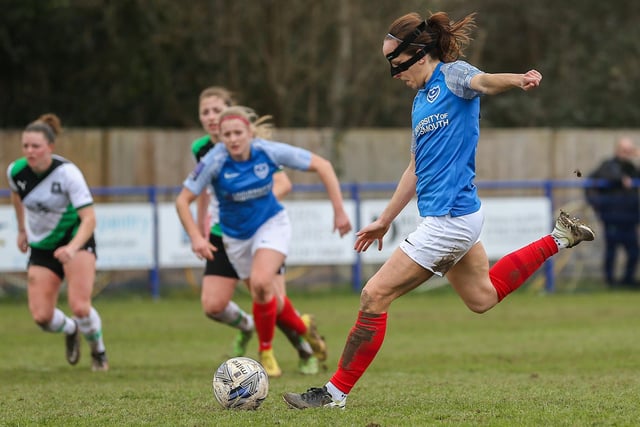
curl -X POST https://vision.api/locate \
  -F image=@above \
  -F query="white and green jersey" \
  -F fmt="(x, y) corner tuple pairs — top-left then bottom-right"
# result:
(191, 135), (222, 236)
(7, 155), (94, 250)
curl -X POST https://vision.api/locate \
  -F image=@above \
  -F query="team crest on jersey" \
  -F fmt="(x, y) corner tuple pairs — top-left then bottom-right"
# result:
(51, 182), (62, 194)
(427, 86), (440, 103)
(254, 163), (269, 179)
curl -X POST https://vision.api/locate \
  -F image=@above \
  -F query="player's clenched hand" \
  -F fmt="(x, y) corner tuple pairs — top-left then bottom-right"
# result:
(16, 231), (28, 253)
(53, 245), (77, 264)
(521, 69), (542, 91)
(191, 234), (217, 260)
(334, 211), (353, 237)
(354, 219), (391, 253)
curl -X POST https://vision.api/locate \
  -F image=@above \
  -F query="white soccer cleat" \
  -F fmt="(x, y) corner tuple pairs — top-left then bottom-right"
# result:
(552, 210), (595, 248)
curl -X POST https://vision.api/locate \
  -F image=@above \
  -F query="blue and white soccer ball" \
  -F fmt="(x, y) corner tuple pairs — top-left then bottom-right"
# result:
(212, 357), (269, 410)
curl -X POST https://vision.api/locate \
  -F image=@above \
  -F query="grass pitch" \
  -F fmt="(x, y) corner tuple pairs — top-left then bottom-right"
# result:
(1, 287), (639, 426)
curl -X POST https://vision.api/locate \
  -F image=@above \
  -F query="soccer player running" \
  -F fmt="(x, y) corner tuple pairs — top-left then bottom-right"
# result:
(283, 10), (595, 408)
(176, 105), (352, 377)
(7, 114), (109, 371)
(189, 87), (323, 374)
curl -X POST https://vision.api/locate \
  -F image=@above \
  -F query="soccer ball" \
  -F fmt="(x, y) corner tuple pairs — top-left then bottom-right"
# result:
(212, 357), (269, 410)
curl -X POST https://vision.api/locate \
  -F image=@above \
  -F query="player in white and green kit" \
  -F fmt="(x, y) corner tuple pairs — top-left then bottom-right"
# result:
(7, 113), (109, 371)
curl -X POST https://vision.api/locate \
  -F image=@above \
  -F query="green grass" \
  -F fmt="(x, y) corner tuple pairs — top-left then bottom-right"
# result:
(1, 287), (639, 426)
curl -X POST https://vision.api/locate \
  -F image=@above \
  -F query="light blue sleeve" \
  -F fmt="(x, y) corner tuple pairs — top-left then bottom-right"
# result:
(182, 144), (226, 195)
(441, 61), (484, 100)
(253, 139), (312, 170)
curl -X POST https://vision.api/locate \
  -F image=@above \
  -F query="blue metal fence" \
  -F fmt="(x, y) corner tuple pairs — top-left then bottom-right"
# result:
(1, 179), (603, 297)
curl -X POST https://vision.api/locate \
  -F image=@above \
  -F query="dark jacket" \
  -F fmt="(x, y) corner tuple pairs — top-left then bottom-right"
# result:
(586, 157), (640, 225)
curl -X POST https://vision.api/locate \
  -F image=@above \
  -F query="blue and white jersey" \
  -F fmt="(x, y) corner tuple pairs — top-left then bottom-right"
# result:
(183, 138), (312, 239)
(411, 60), (484, 217)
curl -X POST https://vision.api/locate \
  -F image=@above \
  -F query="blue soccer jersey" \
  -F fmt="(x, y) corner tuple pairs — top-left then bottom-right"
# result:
(411, 60), (484, 217)
(183, 138), (312, 239)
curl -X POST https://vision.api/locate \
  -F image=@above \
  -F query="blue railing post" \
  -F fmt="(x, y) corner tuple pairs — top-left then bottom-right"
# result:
(544, 180), (555, 293)
(148, 186), (160, 299)
(350, 182), (362, 292)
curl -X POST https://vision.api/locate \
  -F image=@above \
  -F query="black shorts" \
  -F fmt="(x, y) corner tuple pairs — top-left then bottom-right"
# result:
(204, 233), (239, 279)
(28, 235), (97, 280)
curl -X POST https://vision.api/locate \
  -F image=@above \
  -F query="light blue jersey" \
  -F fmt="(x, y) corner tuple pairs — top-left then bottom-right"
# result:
(184, 138), (312, 239)
(411, 60), (483, 217)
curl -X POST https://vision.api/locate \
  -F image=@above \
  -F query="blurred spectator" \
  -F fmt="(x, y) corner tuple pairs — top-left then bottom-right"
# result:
(586, 137), (640, 288)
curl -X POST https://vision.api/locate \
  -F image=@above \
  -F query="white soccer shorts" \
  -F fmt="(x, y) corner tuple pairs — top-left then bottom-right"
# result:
(223, 209), (291, 280)
(399, 207), (484, 276)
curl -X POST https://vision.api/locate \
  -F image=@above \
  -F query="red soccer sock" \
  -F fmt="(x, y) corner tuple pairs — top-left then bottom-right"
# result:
(489, 235), (558, 301)
(329, 311), (388, 395)
(253, 297), (278, 352)
(275, 296), (306, 335)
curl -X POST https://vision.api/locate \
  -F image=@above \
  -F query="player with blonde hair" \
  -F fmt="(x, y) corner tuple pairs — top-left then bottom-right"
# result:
(178, 105), (348, 376)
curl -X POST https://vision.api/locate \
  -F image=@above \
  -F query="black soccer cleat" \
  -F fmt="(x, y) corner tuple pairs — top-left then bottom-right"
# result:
(283, 386), (345, 409)
(65, 320), (80, 365)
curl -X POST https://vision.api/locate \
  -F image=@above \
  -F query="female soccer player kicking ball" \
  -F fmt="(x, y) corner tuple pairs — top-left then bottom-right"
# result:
(283, 9), (594, 409)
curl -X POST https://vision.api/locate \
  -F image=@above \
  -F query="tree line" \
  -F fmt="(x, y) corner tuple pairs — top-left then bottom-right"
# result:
(1, 0), (638, 129)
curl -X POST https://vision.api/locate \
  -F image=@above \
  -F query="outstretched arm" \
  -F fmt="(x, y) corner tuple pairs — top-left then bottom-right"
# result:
(354, 155), (417, 252)
(471, 69), (542, 95)
(307, 154), (352, 237)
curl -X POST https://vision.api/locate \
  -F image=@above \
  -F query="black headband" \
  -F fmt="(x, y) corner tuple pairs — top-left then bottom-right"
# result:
(386, 21), (437, 76)
(385, 21), (428, 62)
